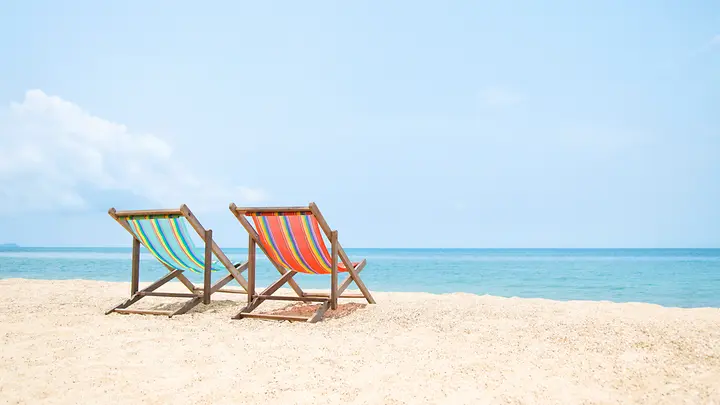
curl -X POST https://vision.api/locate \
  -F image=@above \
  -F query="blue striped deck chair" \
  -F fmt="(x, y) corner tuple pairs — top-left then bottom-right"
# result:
(106, 205), (249, 317)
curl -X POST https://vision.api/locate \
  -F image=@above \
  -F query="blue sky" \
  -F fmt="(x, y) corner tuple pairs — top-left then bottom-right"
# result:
(0, 1), (718, 248)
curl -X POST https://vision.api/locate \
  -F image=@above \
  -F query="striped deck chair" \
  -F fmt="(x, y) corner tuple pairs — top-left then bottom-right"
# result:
(106, 205), (249, 317)
(228, 202), (375, 323)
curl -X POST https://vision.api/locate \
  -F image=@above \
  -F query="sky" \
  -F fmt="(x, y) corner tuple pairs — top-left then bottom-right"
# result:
(0, 1), (718, 248)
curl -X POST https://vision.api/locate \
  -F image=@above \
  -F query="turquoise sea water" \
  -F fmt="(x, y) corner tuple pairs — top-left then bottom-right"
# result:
(1, 248), (718, 308)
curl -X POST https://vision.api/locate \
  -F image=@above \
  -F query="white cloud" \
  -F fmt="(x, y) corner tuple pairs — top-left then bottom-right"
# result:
(0, 90), (266, 214)
(712, 35), (720, 46)
(479, 87), (524, 107)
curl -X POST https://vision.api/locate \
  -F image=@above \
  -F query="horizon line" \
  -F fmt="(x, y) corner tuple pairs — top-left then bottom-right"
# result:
(3, 246), (720, 250)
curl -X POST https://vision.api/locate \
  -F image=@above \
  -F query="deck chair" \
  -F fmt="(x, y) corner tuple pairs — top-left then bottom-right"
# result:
(106, 204), (249, 317)
(228, 202), (375, 323)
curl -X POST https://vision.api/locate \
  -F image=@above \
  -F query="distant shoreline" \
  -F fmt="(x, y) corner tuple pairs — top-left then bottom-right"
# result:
(2, 248), (719, 308)
(3, 246), (720, 250)
(2, 277), (719, 310)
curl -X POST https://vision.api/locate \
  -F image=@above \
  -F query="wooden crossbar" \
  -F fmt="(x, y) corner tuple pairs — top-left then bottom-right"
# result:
(113, 208), (183, 218)
(230, 205), (312, 214)
(258, 295), (328, 302)
(237, 313), (310, 322)
(302, 293), (366, 299)
(115, 309), (174, 316)
(215, 288), (246, 294)
(194, 287), (248, 295)
(138, 292), (197, 298)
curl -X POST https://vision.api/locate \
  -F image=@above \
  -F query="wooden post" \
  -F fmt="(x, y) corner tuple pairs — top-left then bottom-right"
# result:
(203, 229), (212, 305)
(248, 235), (256, 305)
(309, 202), (376, 304)
(181, 205), (249, 292)
(131, 237), (140, 296)
(330, 230), (338, 310)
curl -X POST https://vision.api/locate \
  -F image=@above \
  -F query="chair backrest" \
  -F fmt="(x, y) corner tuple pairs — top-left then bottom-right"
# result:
(124, 214), (218, 273)
(244, 211), (337, 274)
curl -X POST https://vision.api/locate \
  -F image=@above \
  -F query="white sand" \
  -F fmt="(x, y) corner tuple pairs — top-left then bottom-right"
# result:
(1, 279), (719, 405)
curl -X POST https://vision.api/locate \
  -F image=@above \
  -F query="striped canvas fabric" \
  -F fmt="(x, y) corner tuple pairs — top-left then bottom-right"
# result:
(125, 215), (220, 273)
(248, 213), (356, 274)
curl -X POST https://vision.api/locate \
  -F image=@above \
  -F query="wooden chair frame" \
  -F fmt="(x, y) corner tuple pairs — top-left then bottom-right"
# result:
(106, 204), (249, 317)
(228, 202), (375, 323)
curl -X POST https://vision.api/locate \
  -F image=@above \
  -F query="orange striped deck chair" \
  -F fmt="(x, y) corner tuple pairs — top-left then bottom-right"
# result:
(229, 202), (375, 323)
(106, 205), (249, 317)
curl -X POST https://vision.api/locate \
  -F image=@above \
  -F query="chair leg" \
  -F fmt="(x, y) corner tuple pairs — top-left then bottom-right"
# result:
(105, 295), (143, 315)
(203, 229), (212, 305)
(232, 271), (297, 319)
(106, 269), (200, 317)
(235, 298), (331, 323)
(247, 236), (256, 306)
(288, 263), (370, 302)
(342, 260), (375, 304)
(330, 231), (339, 310)
(335, 260), (368, 298)
(229, 258), (373, 323)
(307, 301), (331, 323)
(232, 269), (338, 323)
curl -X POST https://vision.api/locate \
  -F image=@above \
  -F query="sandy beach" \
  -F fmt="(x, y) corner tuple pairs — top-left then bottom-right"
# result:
(1, 279), (719, 404)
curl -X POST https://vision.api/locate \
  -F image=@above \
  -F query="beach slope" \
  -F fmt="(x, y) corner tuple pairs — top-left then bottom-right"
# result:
(1, 279), (719, 404)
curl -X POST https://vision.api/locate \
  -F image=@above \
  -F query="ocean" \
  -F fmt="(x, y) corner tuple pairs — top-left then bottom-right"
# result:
(0, 247), (718, 308)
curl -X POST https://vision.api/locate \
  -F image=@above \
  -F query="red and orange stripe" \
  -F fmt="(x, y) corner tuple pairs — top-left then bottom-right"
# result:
(249, 213), (354, 274)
